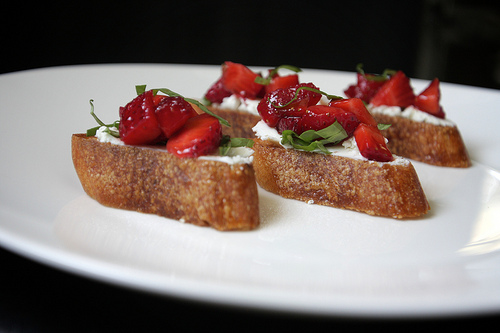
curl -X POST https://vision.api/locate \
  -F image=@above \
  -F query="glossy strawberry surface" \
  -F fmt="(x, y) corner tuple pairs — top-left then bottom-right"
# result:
(344, 73), (388, 103)
(258, 80), (395, 162)
(155, 96), (198, 138)
(203, 62), (301, 104)
(306, 105), (360, 137)
(265, 73), (300, 95)
(329, 98), (378, 128)
(276, 105), (360, 136)
(257, 82), (322, 128)
(119, 90), (162, 145)
(118, 89), (224, 158)
(221, 61), (263, 99)
(354, 123), (393, 162)
(203, 77), (232, 104)
(370, 71), (415, 108)
(166, 114), (222, 158)
(414, 78), (445, 118)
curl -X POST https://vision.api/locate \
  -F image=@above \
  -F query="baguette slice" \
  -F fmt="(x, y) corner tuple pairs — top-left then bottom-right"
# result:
(71, 134), (259, 231)
(252, 139), (430, 219)
(372, 112), (471, 168)
(207, 106), (260, 139)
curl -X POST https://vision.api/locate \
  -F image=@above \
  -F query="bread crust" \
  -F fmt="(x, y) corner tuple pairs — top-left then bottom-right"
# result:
(252, 139), (430, 219)
(207, 106), (260, 138)
(71, 134), (259, 231)
(372, 113), (471, 168)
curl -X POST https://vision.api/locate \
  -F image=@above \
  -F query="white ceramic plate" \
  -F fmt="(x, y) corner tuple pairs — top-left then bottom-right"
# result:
(1, 64), (500, 318)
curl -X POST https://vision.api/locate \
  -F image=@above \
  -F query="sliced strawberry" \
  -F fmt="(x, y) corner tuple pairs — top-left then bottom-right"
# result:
(413, 78), (445, 118)
(329, 98), (378, 127)
(203, 76), (232, 104)
(265, 74), (299, 95)
(278, 105), (360, 136)
(155, 96), (198, 138)
(370, 71), (415, 108)
(257, 88), (296, 127)
(221, 61), (263, 99)
(275, 116), (301, 134)
(354, 123), (393, 162)
(153, 94), (167, 106)
(257, 82), (321, 127)
(119, 90), (162, 145)
(344, 73), (388, 103)
(295, 82), (323, 106)
(166, 114), (222, 158)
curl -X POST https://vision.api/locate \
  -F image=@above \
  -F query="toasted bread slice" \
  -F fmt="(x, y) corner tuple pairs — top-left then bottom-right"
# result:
(71, 134), (259, 231)
(252, 138), (430, 219)
(207, 106), (260, 138)
(372, 112), (471, 168)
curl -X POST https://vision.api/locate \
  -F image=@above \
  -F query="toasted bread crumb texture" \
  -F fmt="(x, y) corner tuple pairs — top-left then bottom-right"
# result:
(71, 134), (259, 231)
(373, 113), (471, 168)
(252, 139), (430, 219)
(207, 106), (260, 138)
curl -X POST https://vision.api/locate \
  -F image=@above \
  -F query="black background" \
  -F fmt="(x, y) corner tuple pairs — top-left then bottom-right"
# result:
(2, 0), (500, 331)
(3, 0), (500, 88)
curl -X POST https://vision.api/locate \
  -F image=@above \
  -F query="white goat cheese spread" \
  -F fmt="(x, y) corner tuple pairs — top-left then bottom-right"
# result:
(96, 126), (124, 145)
(199, 147), (254, 165)
(368, 104), (455, 127)
(94, 126), (252, 164)
(213, 95), (260, 115)
(252, 120), (409, 166)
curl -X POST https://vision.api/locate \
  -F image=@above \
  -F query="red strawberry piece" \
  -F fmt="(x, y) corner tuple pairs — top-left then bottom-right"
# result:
(203, 77), (232, 104)
(153, 94), (167, 106)
(265, 74), (300, 95)
(329, 98), (378, 127)
(275, 116), (301, 134)
(370, 71), (415, 108)
(119, 90), (162, 145)
(221, 61), (263, 99)
(257, 88), (290, 127)
(309, 106), (360, 136)
(295, 82), (323, 106)
(344, 73), (388, 103)
(155, 96), (198, 138)
(354, 123), (393, 162)
(413, 78), (445, 118)
(257, 82), (322, 127)
(166, 114), (222, 158)
(278, 105), (360, 136)
(257, 83), (315, 127)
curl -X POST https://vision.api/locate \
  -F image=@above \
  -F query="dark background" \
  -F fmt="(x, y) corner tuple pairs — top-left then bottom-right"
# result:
(2, 0), (500, 331)
(3, 0), (500, 89)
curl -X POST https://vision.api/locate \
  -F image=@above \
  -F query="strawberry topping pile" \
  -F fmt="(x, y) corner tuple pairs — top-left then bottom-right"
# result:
(345, 65), (446, 119)
(257, 83), (394, 162)
(118, 89), (223, 158)
(413, 78), (445, 118)
(344, 72), (388, 103)
(203, 61), (300, 104)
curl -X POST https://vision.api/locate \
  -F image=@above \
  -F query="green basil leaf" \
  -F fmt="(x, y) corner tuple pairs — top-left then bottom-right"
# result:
(280, 122), (348, 155)
(356, 63), (396, 81)
(219, 137), (254, 156)
(266, 64), (302, 80)
(255, 64), (303, 85)
(86, 99), (120, 137)
(229, 137), (254, 148)
(135, 84), (147, 95)
(270, 86), (343, 109)
(219, 135), (232, 156)
(377, 123), (391, 130)
(86, 125), (100, 137)
(276, 64), (302, 73)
